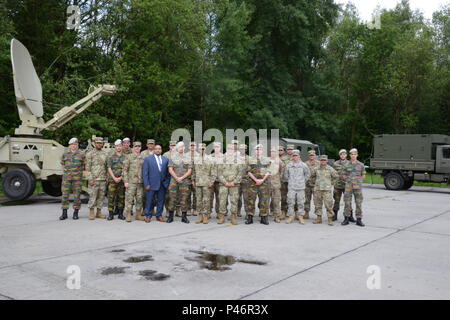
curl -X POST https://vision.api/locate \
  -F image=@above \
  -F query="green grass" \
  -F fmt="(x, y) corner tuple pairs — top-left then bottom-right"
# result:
(364, 172), (450, 188)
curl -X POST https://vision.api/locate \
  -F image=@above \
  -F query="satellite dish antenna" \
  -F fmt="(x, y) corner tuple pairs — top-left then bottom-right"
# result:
(11, 38), (43, 118)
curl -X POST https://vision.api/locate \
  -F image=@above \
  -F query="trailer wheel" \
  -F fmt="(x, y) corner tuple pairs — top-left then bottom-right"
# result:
(42, 179), (62, 197)
(2, 168), (36, 201)
(384, 172), (405, 190)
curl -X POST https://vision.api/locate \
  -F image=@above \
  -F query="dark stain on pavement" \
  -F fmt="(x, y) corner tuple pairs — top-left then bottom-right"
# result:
(123, 255), (154, 263)
(139, 270), (170, 281)
(186, 250), (267, 271)
(101, 266), (130, 275)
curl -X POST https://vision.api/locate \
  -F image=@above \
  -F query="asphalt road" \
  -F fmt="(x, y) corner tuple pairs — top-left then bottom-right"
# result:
(0, 184), (449, 300)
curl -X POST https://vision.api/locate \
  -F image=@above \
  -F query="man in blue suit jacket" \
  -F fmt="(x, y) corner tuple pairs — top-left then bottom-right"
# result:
(142, 145), (171, 222)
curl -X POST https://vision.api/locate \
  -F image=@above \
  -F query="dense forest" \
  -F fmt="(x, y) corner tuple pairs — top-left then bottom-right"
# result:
(0, 0), (449, 160)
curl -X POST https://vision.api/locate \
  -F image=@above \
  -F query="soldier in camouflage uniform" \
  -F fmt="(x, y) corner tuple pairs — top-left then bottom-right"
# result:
(122, 137), (132, 155)
(123, 142), (145, 222)
(304, 150), (320, 219)
(167, 142), (192, 223)
(193, 143), (216, 224)
(217, 144), (243, 225)
(141, 139), (155, 158)
(187, 141), (199, 216)
(245, 144), (271, 225)
(280, 145), (293, 220)
(85, 137), (107, 220)
(311, 155), (338, 226)
(342, 148), (366, 227)
(163, 141), (177, 217)
(209, 142), (223, 218)
(333, 149), (352, 222)
(60, 138), (85, 220)
(106, 139), (126, 220)
(237, 144), (248, 217)
(269, 148), (285, 222)
(284, 150), (310, 225)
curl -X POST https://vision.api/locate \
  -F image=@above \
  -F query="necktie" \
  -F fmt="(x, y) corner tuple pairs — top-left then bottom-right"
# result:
(157, 155), (162, 171)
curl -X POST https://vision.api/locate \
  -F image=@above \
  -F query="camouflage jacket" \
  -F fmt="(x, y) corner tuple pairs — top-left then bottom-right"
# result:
(85, 149), (107, 181)
(140, 149), (154, 158)
(284, 161), (310, 190)
(122, 153), (144, 184)
(193, 154), (216, 187)
(247, 156), (271, 185)
(280, 154), (292, 182)
(169, 152), (192, 184)
(107, 152), (126, 178)
(163, 150), (176, 161)
(333, 159), (349, 189)
(209, 153), (224, 183)
(311, 165), (338, 191)
(239, 154), (250, 184)
(344, 160), (366, 187)
(61, 150), (85, 181)
(217, 154), (244, 186)
(305, 159), (320, 188)
(269, 157), (285, 188)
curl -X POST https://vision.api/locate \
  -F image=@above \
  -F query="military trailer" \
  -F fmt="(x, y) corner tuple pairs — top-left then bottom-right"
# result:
(370, 134), (450, 190)
(280, 138), (320, 159)
(0, 39), (116, 201)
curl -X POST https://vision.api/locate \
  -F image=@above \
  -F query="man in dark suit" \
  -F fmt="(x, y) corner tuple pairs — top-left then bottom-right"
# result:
(142, 145), (171, 222)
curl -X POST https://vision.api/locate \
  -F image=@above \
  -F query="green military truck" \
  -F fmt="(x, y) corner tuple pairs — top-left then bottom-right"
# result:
(370, 134), (450, 190)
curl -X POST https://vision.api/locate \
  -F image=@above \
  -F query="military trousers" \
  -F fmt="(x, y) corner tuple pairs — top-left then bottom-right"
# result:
(280, 181), (288, 212)
(209, 181), (220, 215)
(344, 184), (363, 218)
(269, 184), (282, 216)
(125, 183), (144, 212)
(218, 185), (239, 216)
(287, 189), (305, 216)
(187, 184), (196, 211)
(314, 190), (334, 218)
(333, 187), (346, 213)
(237, 180), (249, 214)
(107, 180), (125, 212)
(304, 185), (315, 214)
(195, 186), (212, 215)
(246, 183), (270, 217)
(167, 180), (191, 212)
(87, 180), (106, 209)
(61, 179), (83, 210)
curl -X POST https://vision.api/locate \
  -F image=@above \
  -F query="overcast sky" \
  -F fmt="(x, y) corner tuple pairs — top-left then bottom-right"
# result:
(335, 0), (448, 21)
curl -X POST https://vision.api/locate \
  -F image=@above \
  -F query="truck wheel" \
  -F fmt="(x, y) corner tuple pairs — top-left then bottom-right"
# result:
(384, 172), (405, 190)
(42, 180), (62, 197)
(2, 168), (36, 201)
(402, 178), (414, 190)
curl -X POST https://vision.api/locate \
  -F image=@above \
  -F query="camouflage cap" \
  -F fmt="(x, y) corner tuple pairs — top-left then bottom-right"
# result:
(213, 142), (222, 148)
(198, 143), (206, 149)
(169, 140), (177, 146)
(231, 139), (239, 144)
(286, 144), (294, 150)
(133, 141), (142, 147)
(292, 150), (300, 156)
(320, 155), (328, 161)
(114, 139), (122, 146)
(227, 143), (234, 149)
(308, 150), (316, 156)
(123, 137), (131, 142)
(68, 137), (78, 145)
(349, 148), (358, 154)
(270, 147), (278, 152)
(176, 141), (185, 149)
(278, 146), (285, 151)
(190, 141), (196, 146)
(339, 149), (347, 155)
(254, 144), (263, 150)
(147, 139), (155, 144)
(239, 144), (247, 150)
(94, 137), (104, 144)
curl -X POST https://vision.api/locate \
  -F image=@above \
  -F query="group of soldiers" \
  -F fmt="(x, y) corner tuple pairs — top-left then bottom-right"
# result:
(59, 137), (366, 227)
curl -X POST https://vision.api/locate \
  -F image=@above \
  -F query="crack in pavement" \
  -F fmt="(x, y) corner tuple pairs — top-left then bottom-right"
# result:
(238, 209), (450, 300)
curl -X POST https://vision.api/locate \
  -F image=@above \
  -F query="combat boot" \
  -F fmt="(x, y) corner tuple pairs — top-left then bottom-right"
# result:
(166, 211), (174, 223)
(192, 210), (198, 216)
(280, 211), (287, 220)
(285, 215), (295, 224)
(135, 209), (145, 221)
(230, 214), (239, 225)
(341, 216), (350, 225)
(313, 216), (322, 224)
(117, 209), (125, 220)
(274, 215), (281, 223)
(187, 209), (192, 216)
(202, 213), (209, 224)
(176, 208), (181, 217)
(195, 214), (204, 224)
(245, 215), (253, 225)
(260, 216), (269, 225)
(332, 209), (338, 221)
(181, 212), (190, 224)
(356, 218), (365, 227)
(126, 211), (132, 222)
(303, 213), (310, 220)
(298, 215), (305, 225)
(89, 208), (95, 220)
(96, 208), (106, 219)
(73, 209), (79, 220)
(59, 209), (68, 220)
(217, 214), (225, 224)
(107, 211), (114, 220)
(349, 211), (356, 223)
(328, 217), (334, 226)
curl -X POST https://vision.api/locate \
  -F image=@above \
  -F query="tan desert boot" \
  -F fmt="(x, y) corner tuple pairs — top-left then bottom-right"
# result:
(230, 214), (238, 225)
(96, 208), (106, 219)
(303, 213), (310, 220)
(285, 215), (295, 224)
(202, 213), (209, 224)
(274, 215), (281, 223)
(328, 217), (333, 226)
(217, 214), (225, 224)
(192, 210), (198, 216)
(299, 215), (305, 225)
(176, 208), (181, 217)
(313, 216), (322, 224)
(280, 211), (286, 220)
(135, 209), (145, 221)
(195, 214), (204, 224)
(89, 208), (95, 220)
(126, 211), (132, 222)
